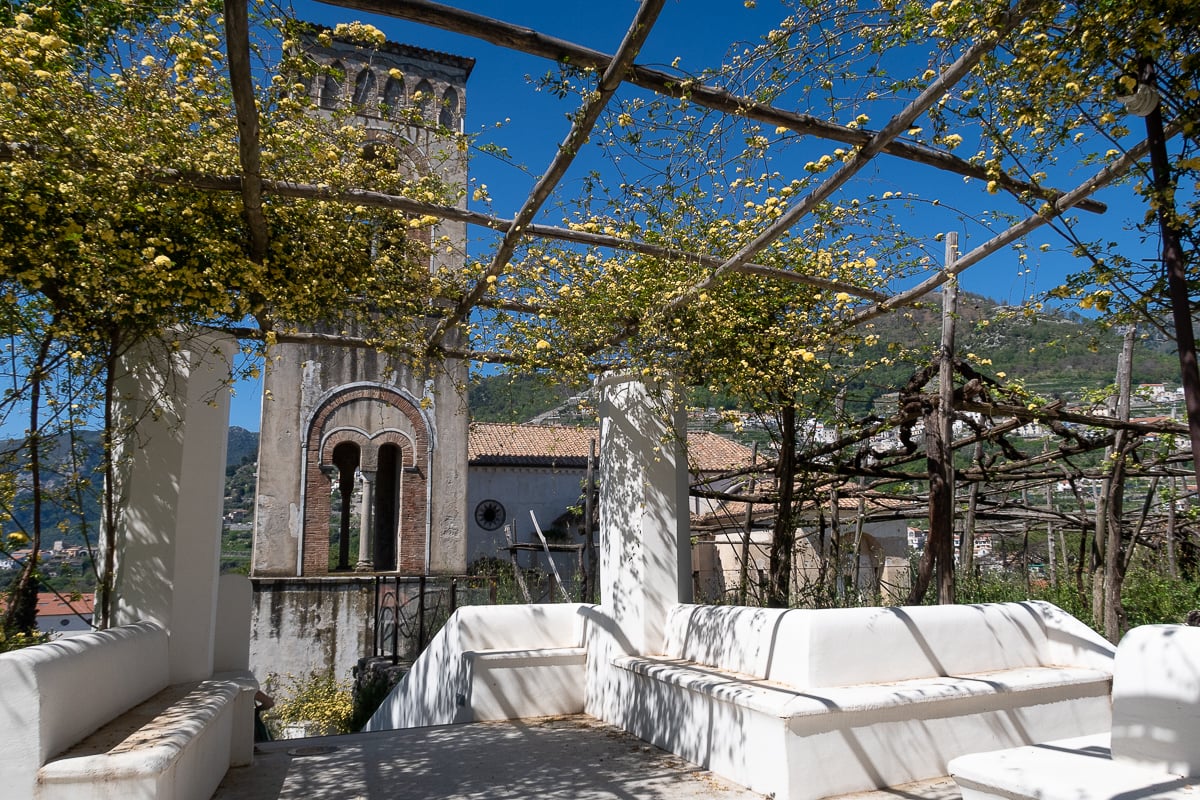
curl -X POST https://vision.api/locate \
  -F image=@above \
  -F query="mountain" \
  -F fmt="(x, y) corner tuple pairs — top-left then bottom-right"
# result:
(226, 426), (260, 467)
(838, 294), (1179, 415)
(2, 427), (261, 552)
(468, 295), (1183, 421)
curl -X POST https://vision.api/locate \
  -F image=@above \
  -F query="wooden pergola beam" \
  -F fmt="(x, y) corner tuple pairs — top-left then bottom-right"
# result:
(223, 0), (268, 265)
(667, 0), (1034, 317)
(150, 170), (885, 301)
(847, 127), (1179, 327)
(425, 0), (668, 353)
(322, 0), (1104, 214)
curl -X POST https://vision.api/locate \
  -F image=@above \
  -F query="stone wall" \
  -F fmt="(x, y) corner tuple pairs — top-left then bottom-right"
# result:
(249, 576), (467, 682)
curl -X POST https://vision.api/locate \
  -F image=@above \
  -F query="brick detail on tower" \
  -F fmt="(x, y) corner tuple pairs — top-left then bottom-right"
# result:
(300, 386), (430, 576)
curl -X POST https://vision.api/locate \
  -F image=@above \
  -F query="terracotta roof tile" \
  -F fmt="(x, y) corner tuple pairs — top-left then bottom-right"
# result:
(0, 592), (95, 617)
(37, 592), (94, 617)
(468, 423), (753, 473)
(468, 423), (595, 465)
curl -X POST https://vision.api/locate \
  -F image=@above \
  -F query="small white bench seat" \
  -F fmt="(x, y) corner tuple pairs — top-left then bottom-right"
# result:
(950, 625), (1200, 800)
(365, 604), (596, 730)
(0, 621), (255, 800)
(616, 656), (1111, 718)
(952, 734), (1200, 800)
(40, 678), (243, 791)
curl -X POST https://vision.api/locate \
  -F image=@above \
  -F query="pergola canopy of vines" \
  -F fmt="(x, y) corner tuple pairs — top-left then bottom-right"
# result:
(2, 0), (1198, 503)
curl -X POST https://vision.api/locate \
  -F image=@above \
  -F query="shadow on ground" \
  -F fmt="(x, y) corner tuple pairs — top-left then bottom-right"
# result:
(214, 715), (768, 800)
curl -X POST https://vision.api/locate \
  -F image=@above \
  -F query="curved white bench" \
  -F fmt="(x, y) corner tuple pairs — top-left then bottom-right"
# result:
(0, 621), (255, 800)
(610, 601), (1115, 800)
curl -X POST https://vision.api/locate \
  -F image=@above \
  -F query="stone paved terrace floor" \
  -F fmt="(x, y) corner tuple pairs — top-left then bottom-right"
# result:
(213, 714), (965, 800)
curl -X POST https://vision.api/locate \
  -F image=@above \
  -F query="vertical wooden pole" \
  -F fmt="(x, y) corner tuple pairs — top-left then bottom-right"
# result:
(738, 442), (759, 605)
(1099, 325), (1135, 641)
(962, 441), (982, 578)
(584, 438), (596, 603)
(932, 235), (958, 604)
(830, 390), (845, 600)
(1140, 60), (1200, 493)
(1167, 476), (1179, 579)
(1021, 486), (1031, 593)
(1046, 470), (1057, 588)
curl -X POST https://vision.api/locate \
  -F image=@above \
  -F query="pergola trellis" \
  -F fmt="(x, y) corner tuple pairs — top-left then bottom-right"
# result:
(211, 0), (1194, 606)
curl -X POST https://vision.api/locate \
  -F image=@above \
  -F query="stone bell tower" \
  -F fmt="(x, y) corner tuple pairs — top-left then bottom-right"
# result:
(249, 29), (474, 680)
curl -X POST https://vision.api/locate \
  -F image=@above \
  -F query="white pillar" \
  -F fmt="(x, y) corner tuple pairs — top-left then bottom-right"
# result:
(596, 374), (690, 656)
(585, 374), (689, 725)
(356, 470), (376, 572)
(109, 329), (236, 683)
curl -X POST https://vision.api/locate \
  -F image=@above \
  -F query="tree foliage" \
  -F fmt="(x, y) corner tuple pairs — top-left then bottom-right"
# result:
(0, 0), (464, 636)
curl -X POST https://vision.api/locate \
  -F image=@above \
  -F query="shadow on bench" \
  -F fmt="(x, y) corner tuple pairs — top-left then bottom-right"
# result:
(607, 601), (1115, 800)
(0, 621), (255, 800)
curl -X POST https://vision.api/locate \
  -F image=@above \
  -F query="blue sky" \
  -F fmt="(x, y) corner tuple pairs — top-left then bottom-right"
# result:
(246, 2), (1160, 428)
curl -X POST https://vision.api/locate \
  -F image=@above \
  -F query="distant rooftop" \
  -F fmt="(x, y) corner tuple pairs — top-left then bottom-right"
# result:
(468, 422), (753, 473)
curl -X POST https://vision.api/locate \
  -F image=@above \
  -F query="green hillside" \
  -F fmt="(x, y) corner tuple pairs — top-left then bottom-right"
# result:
(470, 295), (1182, 421)
(838, 295), (1178, 415)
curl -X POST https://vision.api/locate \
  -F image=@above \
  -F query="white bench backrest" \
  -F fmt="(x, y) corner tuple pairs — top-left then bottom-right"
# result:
(662, 605), (811, 678)
(662, 601), (1112, 688)
(1112, 624), (1200, 777)
(0, 621), (169, 792)
(453, 603), (592, 652)
(805, 603), (1052, 686)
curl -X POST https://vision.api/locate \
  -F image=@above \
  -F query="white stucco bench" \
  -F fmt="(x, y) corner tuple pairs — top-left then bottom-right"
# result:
(366, 603), (595, 730)
(0, 621), (256, 800)
(950, 624), (1200, 800)
(610, 601), (1115, 800)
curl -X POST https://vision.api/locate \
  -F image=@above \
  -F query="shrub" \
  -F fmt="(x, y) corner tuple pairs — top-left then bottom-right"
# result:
(262, 670), (354, 738)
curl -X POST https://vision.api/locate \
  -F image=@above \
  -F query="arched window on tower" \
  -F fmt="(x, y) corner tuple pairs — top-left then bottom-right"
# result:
(413, 79), (434, 124)
(373, 443), (402, 572)
(320, 61), (344, 110)
(439, 87), (459, 130)
(352, 67), (377, 112)
(383, 75), (404, 117)
(329, 442), (360, 571)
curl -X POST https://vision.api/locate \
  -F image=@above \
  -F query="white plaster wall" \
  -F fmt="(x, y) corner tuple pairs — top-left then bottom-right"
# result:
(213, 574), (252, 673)
(466, 464), (587, 568)
(0, 622), (168, 797)
(585, 376), (690, 730)
(38, 614), (93, 638)
(1111, 624), (1200, 776)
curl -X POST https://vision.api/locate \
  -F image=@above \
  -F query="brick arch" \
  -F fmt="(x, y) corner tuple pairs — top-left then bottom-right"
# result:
(301, 386), (430, 575)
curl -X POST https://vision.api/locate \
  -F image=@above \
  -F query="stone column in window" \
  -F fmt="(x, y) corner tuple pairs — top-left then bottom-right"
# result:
(356, 470), (376, 572)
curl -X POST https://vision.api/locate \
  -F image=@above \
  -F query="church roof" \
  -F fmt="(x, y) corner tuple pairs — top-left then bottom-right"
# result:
(468, 422), (753, 473)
